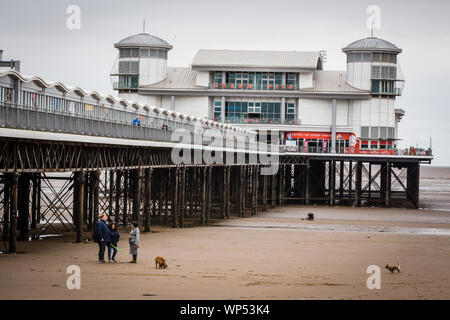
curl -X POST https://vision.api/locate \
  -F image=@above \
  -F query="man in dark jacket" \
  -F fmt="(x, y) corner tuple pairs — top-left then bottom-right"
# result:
(95, 214), (110, 263)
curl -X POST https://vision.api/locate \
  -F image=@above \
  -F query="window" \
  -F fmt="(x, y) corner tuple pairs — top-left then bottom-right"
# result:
(140, 49), (150, 57)
(361, 140), (369, 149)
(287, 73), (296, 89)
(118, 61), (139, 74)
(371, 127), (379, 139)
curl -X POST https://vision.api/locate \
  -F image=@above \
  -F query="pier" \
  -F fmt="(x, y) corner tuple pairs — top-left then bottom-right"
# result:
(0, 70), (432, 253)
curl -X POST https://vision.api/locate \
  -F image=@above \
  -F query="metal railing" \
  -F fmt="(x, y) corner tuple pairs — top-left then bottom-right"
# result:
(0, 102), (281, 153)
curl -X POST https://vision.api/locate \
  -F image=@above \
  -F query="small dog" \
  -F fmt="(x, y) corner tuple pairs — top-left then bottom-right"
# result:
(301, 213), (315, 221)
(385, 262), (400, 273)
(155, 256), (168, 269)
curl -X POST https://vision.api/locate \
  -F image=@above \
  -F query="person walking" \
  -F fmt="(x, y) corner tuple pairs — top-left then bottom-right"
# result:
(128, 222), (140, 263)
(107, 222), (120, 263)
(94, 214), (110, 264)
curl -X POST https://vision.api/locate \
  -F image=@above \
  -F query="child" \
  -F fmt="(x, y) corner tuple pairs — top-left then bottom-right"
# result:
(107, 223), (120, 263)
(129, 222), (140, 263)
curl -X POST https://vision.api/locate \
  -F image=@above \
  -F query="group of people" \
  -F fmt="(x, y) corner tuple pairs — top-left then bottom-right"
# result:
(94, 214), (140, 264)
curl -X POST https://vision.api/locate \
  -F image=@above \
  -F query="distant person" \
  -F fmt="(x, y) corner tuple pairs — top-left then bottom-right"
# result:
(94, 214), (110, 264)
(107, 223), (120, 263)
(161, 121), (168, 130)
(132, 116), (141, 126)
(129, 222), (140, 263)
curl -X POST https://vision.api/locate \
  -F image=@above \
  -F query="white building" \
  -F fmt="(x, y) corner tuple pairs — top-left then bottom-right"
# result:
(111, 33), (405, 154)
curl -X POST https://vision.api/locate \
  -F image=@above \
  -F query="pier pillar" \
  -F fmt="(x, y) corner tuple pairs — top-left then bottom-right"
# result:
(385, 162), (391, 208)
(123, 170), (129, 226)
(88, 171), (99, 231)
(201, 166), (207, 225)
(18, 173), (30, 241)
(206, 166), (212, 224)
(8, 173), (18, 253)
(114, 170), (122, 224)
(271, 173), (276, 208)
(239, 166), (245, 217)
(189, 168), (194, 218)
(407, 163), (420, 208)
(180, 166), (186, 228)
(278, 164), (284, 206)
(132, 169), (141, 224)
(354, 162), (362, 207)
(305, 163), (311, 205)
(262, 169), (268, 212)
(164, 168), (170, 225)
(348, 161), (353, 203)
(172, 167), (179, 228)
(108, 170), (114, 219)
(73, 172), (85, 243)
(225, 166), (230, 218)
(2, 174), (10, 242)
(157, 168), (163, 224)
(30, 173), (39, 232)
(144, 168), (152, 232)
(252, 165), (258, 216)
(310, 160), (325, 202)
(329, 160), (336, 206)
(339, 161), (344, 200)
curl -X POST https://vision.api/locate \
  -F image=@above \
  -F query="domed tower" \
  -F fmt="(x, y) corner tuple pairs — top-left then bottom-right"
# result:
(343, 37), (403, 93)
(342, 37), (405, 148)
(110, 33), (173, 102)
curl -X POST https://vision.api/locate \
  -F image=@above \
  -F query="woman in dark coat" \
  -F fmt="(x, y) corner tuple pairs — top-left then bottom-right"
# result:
(107, 223), (120, 263)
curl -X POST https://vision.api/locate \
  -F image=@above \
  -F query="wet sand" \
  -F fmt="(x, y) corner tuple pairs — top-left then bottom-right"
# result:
(1, 206), (450, 300)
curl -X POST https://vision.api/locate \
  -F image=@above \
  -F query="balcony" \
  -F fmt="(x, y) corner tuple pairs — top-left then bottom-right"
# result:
(209, 83), (298, 91)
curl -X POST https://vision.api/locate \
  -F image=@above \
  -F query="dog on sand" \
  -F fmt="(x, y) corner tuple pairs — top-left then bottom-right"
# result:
(155, 256), (168, 269)
(385, 262), (400, 273)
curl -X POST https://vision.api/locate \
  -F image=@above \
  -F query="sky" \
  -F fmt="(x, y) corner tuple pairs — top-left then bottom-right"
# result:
(1, 0), (449, 165)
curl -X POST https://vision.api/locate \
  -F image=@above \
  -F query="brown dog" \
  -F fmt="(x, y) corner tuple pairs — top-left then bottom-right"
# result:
(155, 256), (168, 269)
(385, 262), (400, 273)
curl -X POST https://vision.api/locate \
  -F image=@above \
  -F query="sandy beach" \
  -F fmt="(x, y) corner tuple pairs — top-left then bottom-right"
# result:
(1, 205), (449, 300)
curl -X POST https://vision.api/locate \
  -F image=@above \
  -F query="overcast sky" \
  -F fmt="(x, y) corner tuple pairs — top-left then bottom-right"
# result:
(1, 0), (449, 165)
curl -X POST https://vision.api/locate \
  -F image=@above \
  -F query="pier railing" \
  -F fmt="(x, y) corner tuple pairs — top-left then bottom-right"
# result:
(0, 102), (281, 153)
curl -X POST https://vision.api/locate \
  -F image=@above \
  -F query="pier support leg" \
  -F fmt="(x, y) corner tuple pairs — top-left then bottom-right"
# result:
(305, 164), (311, 206)
(385, 162), (391, 208)
(114, 171), (122, 224)
(132, 169), (141, 224)
(123, 171), (129, 226)
(206, 166), (212, 224)
(172, 167), (179, 228)
(18, 173), (30, 241)
(262, 169), (268, 212)
(339, 161), (344, 200)
(73, 172), (85, 243)
(8, 173), (18, 253)
(407, 163), (420, 208)
(180, 166), (186, 228)
(31, 173), (38, 233)
(354, 162), (362, 207)
(201, 167), (206, 226)
(2, 175), (10, 242)
(225, 166), (230, 218)
(144, 168), (152, 232)
(329, 160), (335, 206)
(108, 170), (114, 219)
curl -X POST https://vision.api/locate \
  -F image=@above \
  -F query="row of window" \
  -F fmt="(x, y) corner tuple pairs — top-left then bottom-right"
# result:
(361, 126), (395, 139)
(371, 80), (397, 94)
(360, 140), (394, 150)
(372, 66), (397, 80)
(347, 52), (397, 63)
(213, 100), (295, 124)
(213, 72), (297, 90)
(119, 48), (168, 59)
